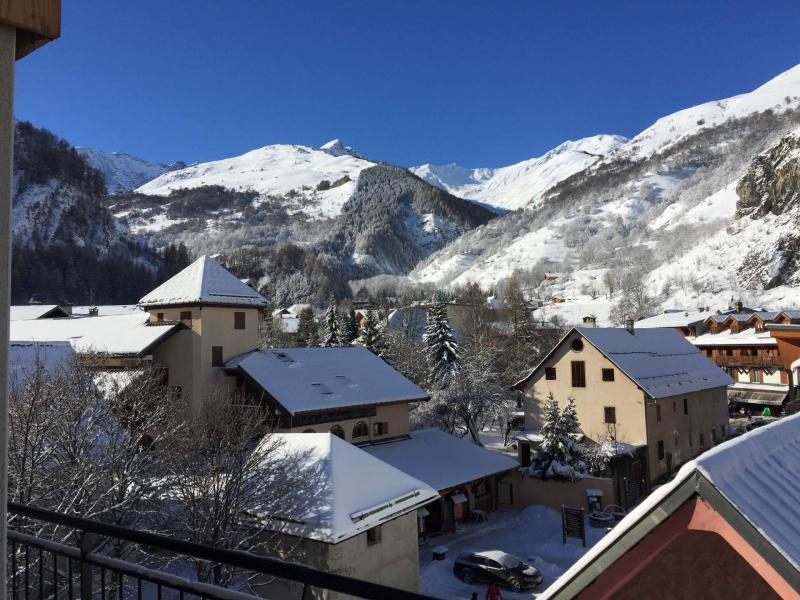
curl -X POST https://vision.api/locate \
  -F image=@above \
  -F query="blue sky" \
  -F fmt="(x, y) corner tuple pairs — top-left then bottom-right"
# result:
(15, 1), (800, 168)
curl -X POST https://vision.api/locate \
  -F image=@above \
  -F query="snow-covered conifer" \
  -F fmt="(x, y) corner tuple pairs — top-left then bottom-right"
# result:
(319, 296), (342, 347)
(422, 296), (459, 386)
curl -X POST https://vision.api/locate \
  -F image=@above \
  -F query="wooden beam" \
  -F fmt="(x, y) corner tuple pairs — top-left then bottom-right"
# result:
(0, 0), (60, 60)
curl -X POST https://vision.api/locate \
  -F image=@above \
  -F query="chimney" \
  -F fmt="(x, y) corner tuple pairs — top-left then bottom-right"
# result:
(625, 319), (635, 334)
(735, 300), (743, 314)
(88, 307), (99, 317)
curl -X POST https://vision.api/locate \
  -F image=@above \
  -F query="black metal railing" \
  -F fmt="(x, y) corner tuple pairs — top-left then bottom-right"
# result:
(7, 503), (441, 600)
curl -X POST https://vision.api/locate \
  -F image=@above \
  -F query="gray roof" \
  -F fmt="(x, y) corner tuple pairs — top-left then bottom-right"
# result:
(139, 255), (267, 308)
(225, 347), (428, 415)
(577, 327), (733, 399)
(10, 305), (69, 321)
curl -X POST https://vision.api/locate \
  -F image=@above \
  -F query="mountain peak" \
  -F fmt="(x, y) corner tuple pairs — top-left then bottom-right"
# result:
(320, 139), (364, 159)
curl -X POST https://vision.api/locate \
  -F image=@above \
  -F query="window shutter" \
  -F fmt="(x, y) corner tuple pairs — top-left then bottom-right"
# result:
(212, 346), (224, 367)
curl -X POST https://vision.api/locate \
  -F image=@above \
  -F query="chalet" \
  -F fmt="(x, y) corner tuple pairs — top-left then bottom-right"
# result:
(513, 326), (731, 486)
(541, 415), (800, 599)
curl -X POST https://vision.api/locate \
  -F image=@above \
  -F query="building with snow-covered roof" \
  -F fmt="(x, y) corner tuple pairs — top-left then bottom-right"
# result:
(513, 326), (731, 485)
(363, 428), (518, 533)
(225, 347), (428, 442)
(9, 304), (71, 321)
(541, 414), (800, 599)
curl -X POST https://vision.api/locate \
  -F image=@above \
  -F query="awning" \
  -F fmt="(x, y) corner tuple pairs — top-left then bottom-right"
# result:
(728, 388), (787, 407)
(451, 493), (468, 504)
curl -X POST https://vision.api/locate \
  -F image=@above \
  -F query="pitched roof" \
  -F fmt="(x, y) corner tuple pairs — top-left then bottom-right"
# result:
(9, 305), (70, 321)
(138, 255), (267, 308)
(514, 327), (733, 398)
(10, 313), (179, 356)
(225, 347), (428, 415)
(634, 309), (716, 329)
(542, 414), (800, 598)
(363, 428), (518, 491)
(692, 326), (777, 347)
(261, 433), (439, 543)
(577, 327), (733, 398)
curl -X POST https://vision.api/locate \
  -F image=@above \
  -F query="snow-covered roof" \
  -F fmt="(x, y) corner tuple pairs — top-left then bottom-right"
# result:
(363, 428), (518, 491)
(542, 413), (800, 598)
(10, 305), (69, 321)
(139, 256), (267, 308)
(261, 433), (438, 543)
(10, 313), (179, 356)
(692, 326), (777, 347)
(225, 347), (428, 415)
(575, 327), (733, 398)
(634, 309), (716, 329)
(72, 305), (142, 317)
(9, 341), (74, 382)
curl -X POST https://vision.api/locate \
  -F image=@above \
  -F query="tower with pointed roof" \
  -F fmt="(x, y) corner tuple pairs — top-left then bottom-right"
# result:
(139, 255), (267, 412)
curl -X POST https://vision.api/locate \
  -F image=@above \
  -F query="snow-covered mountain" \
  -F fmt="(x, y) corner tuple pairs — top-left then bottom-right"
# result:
(412, 135), (626, 212)
(136, 140), (374, 220)
(412, 64), (800, 323)
(76, 147), (178, 193)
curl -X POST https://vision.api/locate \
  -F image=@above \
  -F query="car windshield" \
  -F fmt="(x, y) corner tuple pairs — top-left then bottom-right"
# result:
(495, 554), (521, 569)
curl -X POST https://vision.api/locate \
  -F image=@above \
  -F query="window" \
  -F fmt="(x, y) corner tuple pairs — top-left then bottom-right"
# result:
(373, 422), (389, 436)
(211, 346), (223, 367)
(602, 368), (615, 382)
(657, 440), (665, 460)
(700, 433), (706, 448)
(603, 406), (616, 424)
(571, 361), (586, 387)
(367, 526), (381, 546)
(726, 348), (733, 356)
(689, 433), (693, 448)
(330, 425), (345, 439)
(711, 427), (717, 443)
(721, 425), (726, 438)
(311, 383), (333, 395)
(571, 338), (584, 352)
(234, 311), (246, 330)
(683, 398), (688, 415)
(656, 404), (661, 423)
(180, 311), (192, 322)
(750, 369), (761, 383)
(157, 312), (164, 322)
(672, 400), (676, 412)
(352, 421), (369, 439)
(545, 367), (557, 380)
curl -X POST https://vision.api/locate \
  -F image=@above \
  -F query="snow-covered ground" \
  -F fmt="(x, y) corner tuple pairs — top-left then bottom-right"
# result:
(419, 506), (607, 599)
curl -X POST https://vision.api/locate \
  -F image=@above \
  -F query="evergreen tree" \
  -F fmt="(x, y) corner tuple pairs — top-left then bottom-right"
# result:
(340, 307), (360, 344)
(319, 296), (342, 347)
(529, 395), (586, 481)
(423, 297), (459, 386)
(356, 310), (386, 357)
(297, 307), (318, 347)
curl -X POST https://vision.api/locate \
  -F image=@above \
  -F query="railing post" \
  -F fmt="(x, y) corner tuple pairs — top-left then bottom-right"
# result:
(79, 532), (94, 600)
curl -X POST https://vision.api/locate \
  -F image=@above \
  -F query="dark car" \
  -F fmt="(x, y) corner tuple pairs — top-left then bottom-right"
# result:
(453, 550), (543, 592)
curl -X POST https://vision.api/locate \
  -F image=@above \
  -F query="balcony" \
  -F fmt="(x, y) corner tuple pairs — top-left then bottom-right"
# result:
(6, 503), (439, 600)
(714, 355), (783, 368)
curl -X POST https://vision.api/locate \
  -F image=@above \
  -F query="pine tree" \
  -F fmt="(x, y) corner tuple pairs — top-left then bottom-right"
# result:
(319, 296), (342, 347)
(297, 307), (318, 347)
(340, 307), (359, 344)
(423, 297), (459, 386)
(529, 395), (586, 481)
(357, 310), (386, 357)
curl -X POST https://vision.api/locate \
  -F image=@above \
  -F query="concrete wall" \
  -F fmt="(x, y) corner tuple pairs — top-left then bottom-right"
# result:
(522, 330), (648, 445)
(288, 402), (411, 442)
(506, 470), (616, 512)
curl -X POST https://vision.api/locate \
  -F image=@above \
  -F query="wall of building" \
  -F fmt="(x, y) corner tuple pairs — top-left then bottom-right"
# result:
(288, 402), (411, 443)
(644, 387), (729, 482)
(504, 470), (616, 512)
(148, 305), (261, 414)
(522, 330), (648, 446)
(326, 512), (421, 595)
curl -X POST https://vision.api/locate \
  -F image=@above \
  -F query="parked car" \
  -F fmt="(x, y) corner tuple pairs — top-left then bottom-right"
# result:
(453, 550), (543, 591)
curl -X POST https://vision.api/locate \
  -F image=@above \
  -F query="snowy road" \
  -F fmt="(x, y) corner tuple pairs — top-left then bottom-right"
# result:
(419, 506), (607, 599)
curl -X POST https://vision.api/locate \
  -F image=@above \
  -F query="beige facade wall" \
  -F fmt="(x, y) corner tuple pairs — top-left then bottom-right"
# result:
(645, 387), (729, 481)
(148, 305), (261, 414)
(505, 470), (616, 512)
(288, 402), (411, 443)
(522, 330), (648, 445)
(326, 512), (421, 596)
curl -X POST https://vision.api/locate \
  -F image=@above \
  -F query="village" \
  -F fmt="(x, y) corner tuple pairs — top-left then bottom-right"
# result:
(6, 254), (800, 599)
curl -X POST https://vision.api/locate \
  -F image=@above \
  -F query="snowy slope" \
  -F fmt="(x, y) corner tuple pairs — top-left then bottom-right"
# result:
(136, 141), (375, 219)
(411, 135), (626, 212)
(76, 147), (175, 193)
